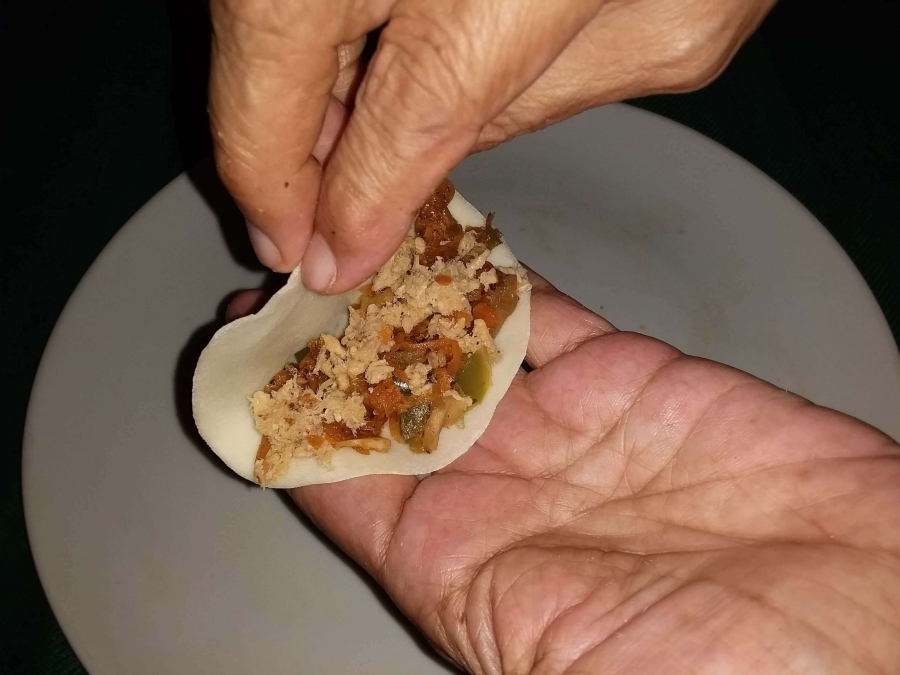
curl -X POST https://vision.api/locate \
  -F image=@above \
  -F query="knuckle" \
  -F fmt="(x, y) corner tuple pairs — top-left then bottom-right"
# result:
(474, 123), (512, 152)
(477, 112), (526, 150)
(648, 1), (774, 92)
(661, 35), (735, 92)
(481, 86), (576, 147)
(211, 0), (310, 40)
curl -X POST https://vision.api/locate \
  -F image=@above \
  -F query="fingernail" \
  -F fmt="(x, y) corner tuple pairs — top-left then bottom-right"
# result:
(245, 220), (281, 270)
(302, 231), (337, 292)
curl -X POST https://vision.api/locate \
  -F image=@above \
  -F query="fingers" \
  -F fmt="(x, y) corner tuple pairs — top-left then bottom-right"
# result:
(290, 476), (419, 577)
(224, 289), (268, 322)
(304, 0), (607, 293)
(212, 0), (774, 290)
(332, 36), (368, 104)
(525, 269), (616, 369)
(476, 0), (776, 149)
(209, 1), (391, 273)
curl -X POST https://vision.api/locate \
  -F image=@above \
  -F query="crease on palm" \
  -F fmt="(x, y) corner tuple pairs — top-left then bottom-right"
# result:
(287, 280), (900, 672)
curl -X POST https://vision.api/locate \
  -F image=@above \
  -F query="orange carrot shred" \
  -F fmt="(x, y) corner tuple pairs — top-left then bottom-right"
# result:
(473, 302), (498, 330)
(256, 436), (271, 461)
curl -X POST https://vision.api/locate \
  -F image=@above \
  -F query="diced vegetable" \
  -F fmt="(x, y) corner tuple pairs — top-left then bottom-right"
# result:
(390, 336), (463, 375)
(466, 285), (484, 305)
(323, 422), (355, 444)
(469, 213), (503, 249)
(298, 339), (321, 367)
(450, 310), (473, 327)
(486, 271), (519, 336)
(416, 178), (456, 224)
(256, 436), (271, 461)
(409, 320), (431, 342)
(359, 288), (394, 313)
(433, 367), (453, 393)
(401, 402), (432, 442)
(415, 189), (464, 266)
(433, 178), (455, 206)
(422, 402), (447, 453)
(388, 414), (403, 442)
(384, 350), (427, 368)
(426, 338), (463, 374)
(355, 415), (387, 439)
(294, 346), (310, 364)
(368, 379), (410, 416)
(305, 372), (328, 393)
(393, 333), (422, 352)
(456, 347), (492, 404)
(264, 364), (297, 394)
(443, 395), (469, 427)
(297, 339), (326, 391)
(472, 302), (498, 332)
(334, 437), (391, 454)
(347, 374), (369, 396)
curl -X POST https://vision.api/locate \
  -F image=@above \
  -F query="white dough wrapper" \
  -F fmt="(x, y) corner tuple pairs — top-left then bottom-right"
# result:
(192, 193), (531, 488)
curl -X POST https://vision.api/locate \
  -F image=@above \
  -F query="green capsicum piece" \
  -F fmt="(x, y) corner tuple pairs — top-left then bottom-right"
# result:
(455, 347), (492, 405)
(400, 401), (432, 442)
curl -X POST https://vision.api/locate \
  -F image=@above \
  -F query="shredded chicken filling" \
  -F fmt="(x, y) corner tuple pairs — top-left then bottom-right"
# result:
(250, 180), (527, 485)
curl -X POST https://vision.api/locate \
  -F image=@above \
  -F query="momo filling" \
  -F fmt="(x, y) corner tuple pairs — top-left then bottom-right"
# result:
(250, 180), (528, 485)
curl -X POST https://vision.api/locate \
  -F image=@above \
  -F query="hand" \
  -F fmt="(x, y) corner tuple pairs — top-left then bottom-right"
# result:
(227, 275), (900, 673)
(210, 0), (776, 293)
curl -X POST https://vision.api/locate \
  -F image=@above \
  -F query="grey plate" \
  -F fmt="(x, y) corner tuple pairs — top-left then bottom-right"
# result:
(24, 104), (900, 675)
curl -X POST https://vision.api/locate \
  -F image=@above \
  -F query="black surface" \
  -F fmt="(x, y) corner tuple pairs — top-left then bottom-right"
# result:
(2, 0), (898, 672)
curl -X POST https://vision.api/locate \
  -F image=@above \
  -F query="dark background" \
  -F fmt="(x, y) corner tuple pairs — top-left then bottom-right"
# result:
(2, 0), (898, 672)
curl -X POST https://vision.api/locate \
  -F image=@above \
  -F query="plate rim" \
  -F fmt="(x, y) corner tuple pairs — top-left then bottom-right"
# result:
(22, 102), (900, 674)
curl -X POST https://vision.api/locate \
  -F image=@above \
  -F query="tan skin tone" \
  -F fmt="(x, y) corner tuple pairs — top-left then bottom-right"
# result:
(226, 278), (900, 674)
(209, 0), (778, 292)
(213, 2), (900, 670)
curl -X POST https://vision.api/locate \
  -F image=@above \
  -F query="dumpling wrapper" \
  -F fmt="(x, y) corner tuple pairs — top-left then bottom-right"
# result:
(192, 193), (531, 488)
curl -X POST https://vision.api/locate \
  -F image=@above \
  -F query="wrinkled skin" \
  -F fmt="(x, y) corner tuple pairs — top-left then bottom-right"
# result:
(227, 277), (900, 674)
(210, 0), (777, 292)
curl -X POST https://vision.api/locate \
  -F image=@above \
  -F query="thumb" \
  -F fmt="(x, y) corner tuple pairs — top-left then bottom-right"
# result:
(209, 1), (388, 273)
(302, 0), (606, 293)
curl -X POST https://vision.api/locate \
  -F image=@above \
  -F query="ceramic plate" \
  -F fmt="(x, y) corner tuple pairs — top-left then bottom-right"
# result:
(24, 104), (900, 675)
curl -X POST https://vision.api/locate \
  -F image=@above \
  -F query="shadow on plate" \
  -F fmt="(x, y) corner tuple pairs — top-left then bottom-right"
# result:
(275, 490), (463, 673)
(173, 292), (247, 484)
(173, 160), (287, 482)
(185, 158), (266, 271)
(174, 318), (460, 672)
(173, 155), (459, 673)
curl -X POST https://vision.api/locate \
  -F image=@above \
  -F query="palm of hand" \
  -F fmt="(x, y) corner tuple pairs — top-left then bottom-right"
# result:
(290, 280), (900, 674)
